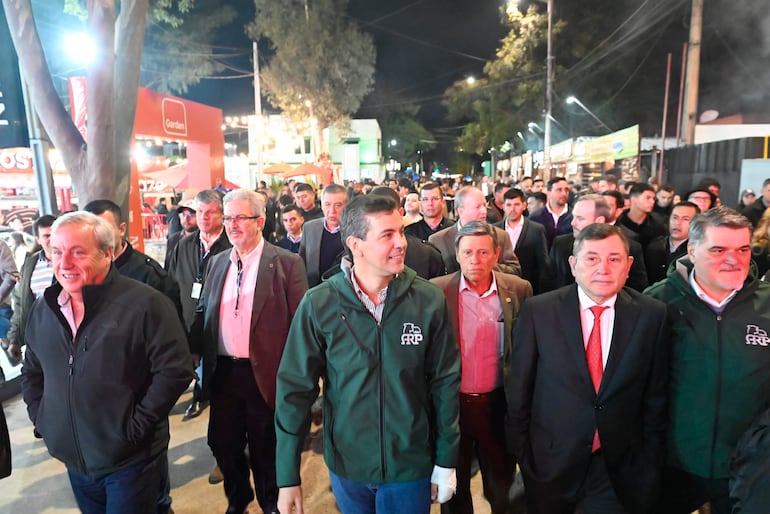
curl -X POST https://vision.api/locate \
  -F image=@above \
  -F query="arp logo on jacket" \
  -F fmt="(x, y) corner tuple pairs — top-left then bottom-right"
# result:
(745, 324), (770, 346)
(401, 323), (423, 345)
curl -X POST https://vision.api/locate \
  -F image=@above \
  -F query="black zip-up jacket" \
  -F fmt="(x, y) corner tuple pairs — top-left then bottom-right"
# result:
(21, 266), (193, 477)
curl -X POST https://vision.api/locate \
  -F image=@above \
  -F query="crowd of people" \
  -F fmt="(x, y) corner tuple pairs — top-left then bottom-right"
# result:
(2, 170), (770, 514)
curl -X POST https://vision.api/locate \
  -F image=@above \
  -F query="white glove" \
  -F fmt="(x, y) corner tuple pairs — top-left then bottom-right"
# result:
(430, 465), (457, 503)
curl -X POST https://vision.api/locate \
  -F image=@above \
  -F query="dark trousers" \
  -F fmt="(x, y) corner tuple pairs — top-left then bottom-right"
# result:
(442, 389), (515, 514)
(523, 452), (629, 514)
(208, 358), (278, 514)
(657, 466), (732, 514)
(67, 452), (163, 514)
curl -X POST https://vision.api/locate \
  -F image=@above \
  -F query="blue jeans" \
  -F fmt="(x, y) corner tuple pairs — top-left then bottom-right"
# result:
(0, 305), (12, 338)
(329, 470), (431, 514)
(67, 453), (163, 514)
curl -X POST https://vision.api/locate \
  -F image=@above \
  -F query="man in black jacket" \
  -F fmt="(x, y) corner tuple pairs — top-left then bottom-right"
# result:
(22, 212), (192, 513)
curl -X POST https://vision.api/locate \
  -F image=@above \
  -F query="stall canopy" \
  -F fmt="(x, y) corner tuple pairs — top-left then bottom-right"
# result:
(284, 163), (333, 184)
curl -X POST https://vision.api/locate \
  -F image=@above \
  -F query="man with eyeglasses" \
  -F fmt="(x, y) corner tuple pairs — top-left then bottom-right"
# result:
(405, 182), (455, 242)
(190, 189), (308, 514)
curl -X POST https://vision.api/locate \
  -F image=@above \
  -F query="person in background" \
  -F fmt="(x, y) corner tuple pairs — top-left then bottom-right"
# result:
(750, 208), (770, 277)
(405, 182), (455, 242)
(495, 188), (548, 294)
(528, 177), (573, 248)
(22, 212), (192, 514)
(164, 199), (198, 269)
(741, 178), (770, 227)
(653, 184), (676, 222)
(0, 240), (17, 348)
(293, 183), (323, 221)
(429, 187), (521, 276)
(486, 183), (510, 224)
(738, 189), (756, 210)
(299, 183), (348, 287)
(645, 201), (700, 285)
(6, 215), (56, 363)
(526, 192), (546, 214)
(167, 189), (232, 422)
(687, 188), (717, 215)
(8, 232), (30, 271)
(403, 192), (423, 225)
(276, 205), (304, 254)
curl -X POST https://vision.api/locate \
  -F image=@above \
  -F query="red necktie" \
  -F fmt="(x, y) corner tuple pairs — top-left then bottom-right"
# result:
(587, 305), (607, 452)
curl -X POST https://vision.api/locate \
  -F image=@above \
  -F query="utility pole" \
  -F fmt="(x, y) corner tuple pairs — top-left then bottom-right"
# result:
(681, 0), (703, 145)
(543, 0), (554, 174)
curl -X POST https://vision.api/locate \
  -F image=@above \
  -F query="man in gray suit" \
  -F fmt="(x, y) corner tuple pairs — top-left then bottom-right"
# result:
(299, 183), (348, 287)
(429, 187), (521, 276)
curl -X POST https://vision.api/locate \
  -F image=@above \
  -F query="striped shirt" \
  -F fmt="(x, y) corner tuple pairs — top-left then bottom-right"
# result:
(30, 252), (54, 298)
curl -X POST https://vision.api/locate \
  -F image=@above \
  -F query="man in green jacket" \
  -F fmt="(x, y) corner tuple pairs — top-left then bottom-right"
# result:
(646, 206), (770, 514)
(275, 194), (461, 514)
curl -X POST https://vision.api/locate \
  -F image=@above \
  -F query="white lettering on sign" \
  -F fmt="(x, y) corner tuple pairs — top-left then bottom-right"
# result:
(0, 148), (32, 170)
(161, 98), (187, 137)
(0, 91), (8, 126)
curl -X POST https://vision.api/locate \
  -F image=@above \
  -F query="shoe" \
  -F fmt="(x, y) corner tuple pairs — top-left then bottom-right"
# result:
(208, 464), (224, 484)
(33, 429), (42, 439)
(183, 400), (208, 420)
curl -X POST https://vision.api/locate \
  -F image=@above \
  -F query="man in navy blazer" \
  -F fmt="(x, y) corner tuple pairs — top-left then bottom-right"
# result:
(298, 183), (348, 287)
(494, 188), (548, 294)
(189, 189), (308, 514)
(507, 224), (668, 514)
(528, 176), (573, 248)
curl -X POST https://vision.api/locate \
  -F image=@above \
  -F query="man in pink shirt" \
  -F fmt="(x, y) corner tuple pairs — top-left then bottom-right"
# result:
(189, 189), (308, 514)
(431, 220), (532, 513)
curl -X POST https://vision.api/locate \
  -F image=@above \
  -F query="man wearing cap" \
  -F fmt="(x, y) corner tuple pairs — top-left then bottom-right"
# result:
(165, 199), (199, 269)
(741, 178), (770, 227)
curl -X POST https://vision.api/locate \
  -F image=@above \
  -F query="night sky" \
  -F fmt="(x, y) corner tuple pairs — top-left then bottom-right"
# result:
(184, 0), (507, 131)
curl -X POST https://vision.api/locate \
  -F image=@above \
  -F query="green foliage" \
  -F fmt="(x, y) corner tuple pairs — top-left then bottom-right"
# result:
(444, 5), (557, 155)
(247, 0), (376, 130)
(141, 0), (237, 94)
(379, 103), (435, 165)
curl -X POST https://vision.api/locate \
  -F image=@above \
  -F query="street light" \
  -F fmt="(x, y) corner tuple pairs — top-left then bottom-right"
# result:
(566, 96), (613, 133)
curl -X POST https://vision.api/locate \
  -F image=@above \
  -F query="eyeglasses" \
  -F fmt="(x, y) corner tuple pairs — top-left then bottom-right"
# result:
(223, 215), (261, 224)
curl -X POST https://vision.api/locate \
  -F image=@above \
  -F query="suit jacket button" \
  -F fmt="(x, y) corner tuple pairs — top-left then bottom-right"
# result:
(595, 404), (604, 410)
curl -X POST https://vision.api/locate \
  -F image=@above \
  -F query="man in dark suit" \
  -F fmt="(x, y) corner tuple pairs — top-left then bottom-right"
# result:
(507, 223), (669, 514)
(189, 189), (308, 514)
(404, 182), (454, 241)
(431, 221), (531, 513)
(429, 187), (521, 276)
(495, 188), (548, 293)
(527, 176), (573, 248)
(645, 201), (699, 285)
(544, 194), (648, 293)
(298, 183), (348, 287)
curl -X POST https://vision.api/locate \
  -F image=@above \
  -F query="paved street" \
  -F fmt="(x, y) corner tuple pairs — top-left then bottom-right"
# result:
(1, 383), (492, 513)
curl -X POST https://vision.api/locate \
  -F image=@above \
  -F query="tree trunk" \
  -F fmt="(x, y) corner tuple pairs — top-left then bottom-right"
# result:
(113, 0), (149, 218)
(2, 0), (87, 190)
(85, 0), (117, 205)
(2, 0), (149, 215)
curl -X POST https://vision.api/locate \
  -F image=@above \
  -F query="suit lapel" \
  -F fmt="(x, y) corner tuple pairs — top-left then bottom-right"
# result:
(516, 220), (529, 252)
(443, 273), (462, 343)
(599, 289), (638, 394)
(207, 254), (229, 343)
(495, 273), (515, 361)
(250, 244), (276, 334)
(561, 285), (595, 391)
